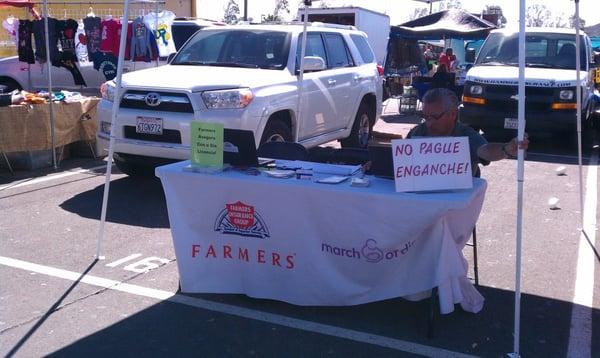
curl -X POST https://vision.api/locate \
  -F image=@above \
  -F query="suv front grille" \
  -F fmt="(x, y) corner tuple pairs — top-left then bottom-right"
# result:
(123, 126), (182, 144)
(120, 90), (194, 113)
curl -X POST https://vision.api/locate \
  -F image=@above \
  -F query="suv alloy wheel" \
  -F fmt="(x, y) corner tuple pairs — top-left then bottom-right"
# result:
(341, 103), (372, 148)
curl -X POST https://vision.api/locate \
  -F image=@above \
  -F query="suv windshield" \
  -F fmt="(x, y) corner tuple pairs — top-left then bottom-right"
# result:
(476, 32), (587, 70)
(172, 29), (291, 70)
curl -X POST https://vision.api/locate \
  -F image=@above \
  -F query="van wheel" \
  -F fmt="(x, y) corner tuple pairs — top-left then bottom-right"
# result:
(341, 103), (372, 149)
(0, 78), (21, 93)
(114, 157), (153, 177)
(260, 120), (292, 144)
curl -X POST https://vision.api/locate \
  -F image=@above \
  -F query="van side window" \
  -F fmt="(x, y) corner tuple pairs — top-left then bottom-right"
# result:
(350, 34), (375, 63)
(296, 33), (328, 72)
(323, 33), (354, 68)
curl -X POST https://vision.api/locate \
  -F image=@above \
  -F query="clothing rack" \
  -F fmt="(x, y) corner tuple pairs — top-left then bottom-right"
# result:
(1, 0), (167, 170)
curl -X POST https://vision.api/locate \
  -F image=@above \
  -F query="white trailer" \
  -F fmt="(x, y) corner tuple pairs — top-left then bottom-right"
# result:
(297, 6), (390, 66)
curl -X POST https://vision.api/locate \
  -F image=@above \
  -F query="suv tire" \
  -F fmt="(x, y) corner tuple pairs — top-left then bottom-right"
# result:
(260, 120), (292, 144)
(341, 102), (372, 148)
(0, 78), (21, 93)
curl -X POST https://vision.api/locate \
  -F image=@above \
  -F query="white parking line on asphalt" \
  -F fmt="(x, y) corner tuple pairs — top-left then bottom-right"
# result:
(566, 150), (598, 358)
(0, 164), (111, 191)
(0, 256), (476, 358)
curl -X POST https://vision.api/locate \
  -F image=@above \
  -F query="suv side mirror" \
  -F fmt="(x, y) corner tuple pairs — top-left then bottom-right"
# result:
(302, 56), (326, 72)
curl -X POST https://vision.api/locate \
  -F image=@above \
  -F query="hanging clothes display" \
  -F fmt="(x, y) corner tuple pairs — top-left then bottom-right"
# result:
(100, 17), (121, 56)
(3, 15), (18, 42)
(127, 17), (158, 62)
(75, 20), (88, 63)
(17, 19), (34, 64)
(143, 10), (176, 57)
(91, 51), (118, 81)
(32, 17), (59, 65)
(83, 16), (101, 58)
(56, 18), (86, 86)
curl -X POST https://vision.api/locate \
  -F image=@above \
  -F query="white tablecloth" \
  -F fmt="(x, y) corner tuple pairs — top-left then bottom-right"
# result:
(156, 161), (488, 314)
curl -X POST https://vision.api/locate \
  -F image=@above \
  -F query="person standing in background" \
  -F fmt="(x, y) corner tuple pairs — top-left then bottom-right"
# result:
(438, 48), (456, 72)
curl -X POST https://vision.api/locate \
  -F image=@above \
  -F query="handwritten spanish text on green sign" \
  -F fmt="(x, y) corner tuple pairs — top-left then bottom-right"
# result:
(190, 122), (224, 167)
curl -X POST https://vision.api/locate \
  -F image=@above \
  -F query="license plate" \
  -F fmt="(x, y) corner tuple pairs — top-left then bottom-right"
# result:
(136, 117), (163, 135)
(504, 117), (518, 130)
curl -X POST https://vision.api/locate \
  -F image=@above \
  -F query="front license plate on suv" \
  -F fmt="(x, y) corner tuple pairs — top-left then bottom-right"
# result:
(504, 117), (518, 130)
(136, 117), (163, 135)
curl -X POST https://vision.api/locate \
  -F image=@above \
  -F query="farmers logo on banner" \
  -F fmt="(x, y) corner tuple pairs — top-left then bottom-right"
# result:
(214, 201), (270, 238)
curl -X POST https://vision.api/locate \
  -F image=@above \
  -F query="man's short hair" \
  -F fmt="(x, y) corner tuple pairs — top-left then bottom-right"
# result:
(422, 88), (459, 111)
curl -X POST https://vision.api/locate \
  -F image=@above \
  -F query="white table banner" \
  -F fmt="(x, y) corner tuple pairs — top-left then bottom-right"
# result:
(157, 161), (487, 314)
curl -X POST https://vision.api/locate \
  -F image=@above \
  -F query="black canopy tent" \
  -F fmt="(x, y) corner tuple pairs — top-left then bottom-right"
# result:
(391, 9), (496, 41)
(384, 9), (496, 98)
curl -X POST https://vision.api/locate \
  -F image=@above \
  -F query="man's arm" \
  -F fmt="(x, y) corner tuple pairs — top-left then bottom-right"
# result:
(477, 136), (529, 162)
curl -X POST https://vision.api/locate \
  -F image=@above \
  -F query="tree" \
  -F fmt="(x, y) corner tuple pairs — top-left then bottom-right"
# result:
(223, 0), (240, 24)
(569, 15), (586, 29)
(437, 0), (462, 12)
(483, 5), (507, 27)
(525, 4), (552, 27)
(409, 7), (429, 21)
(268, 0), (290, 22)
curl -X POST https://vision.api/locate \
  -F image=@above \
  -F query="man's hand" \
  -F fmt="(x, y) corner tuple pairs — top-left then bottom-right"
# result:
(504, 133), (529, 158)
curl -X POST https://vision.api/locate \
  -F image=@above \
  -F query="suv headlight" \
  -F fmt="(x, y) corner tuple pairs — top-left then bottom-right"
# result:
(469, 84), (483, 95)
(202, 88), (253, 109)
(559, 89), (574, 100)
(100, 81), (116, 102)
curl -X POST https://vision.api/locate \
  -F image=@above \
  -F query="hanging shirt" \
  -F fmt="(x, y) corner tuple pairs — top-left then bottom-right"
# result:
(57, 19), (78, 62)
(32, 17), (60, 65)
(83, 16), (101, 57)
(75, 21), (88, 62)
(91, 51), (118, 81)
(17, 19), (34, 64)
(143, 10), (176, 57)
(100, 18), (120, 55)
(127, 17), (157, 62)
(2, 16), (18, 42)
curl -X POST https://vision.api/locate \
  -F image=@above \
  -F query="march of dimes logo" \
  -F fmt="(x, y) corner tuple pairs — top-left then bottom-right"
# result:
(214, 201), (270, 238)
(322, 238), (415, 263)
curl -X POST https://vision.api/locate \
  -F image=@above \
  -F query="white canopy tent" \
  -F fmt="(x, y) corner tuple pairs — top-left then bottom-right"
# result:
(93, 2), (591, 356)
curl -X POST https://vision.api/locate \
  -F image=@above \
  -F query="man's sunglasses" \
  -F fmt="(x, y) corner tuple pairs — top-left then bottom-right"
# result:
(422, 110), (447, 121)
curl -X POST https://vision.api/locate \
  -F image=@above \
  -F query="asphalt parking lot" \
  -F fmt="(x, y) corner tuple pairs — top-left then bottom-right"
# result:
(1, 108), (598, 357)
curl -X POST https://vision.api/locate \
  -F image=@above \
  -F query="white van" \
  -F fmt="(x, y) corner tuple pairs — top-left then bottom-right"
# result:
(460, 27), (598, 135)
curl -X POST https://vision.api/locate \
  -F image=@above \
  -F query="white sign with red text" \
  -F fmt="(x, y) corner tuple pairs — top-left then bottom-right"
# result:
(391, 137), (473, 192)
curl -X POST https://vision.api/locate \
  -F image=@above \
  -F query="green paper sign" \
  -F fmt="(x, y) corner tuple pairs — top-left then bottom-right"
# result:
(190, 121), (224, 167)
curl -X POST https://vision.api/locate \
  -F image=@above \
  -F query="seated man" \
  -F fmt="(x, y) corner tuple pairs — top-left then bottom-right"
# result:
(407, 88), (529, 176)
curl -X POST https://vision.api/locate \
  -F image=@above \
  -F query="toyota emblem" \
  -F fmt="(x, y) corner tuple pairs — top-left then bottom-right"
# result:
(145, 92), (161, 107)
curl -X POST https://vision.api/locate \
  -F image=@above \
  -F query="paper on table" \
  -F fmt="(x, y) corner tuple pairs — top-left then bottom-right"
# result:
(316, 175), (350, 184)
(275, 160), (361, 176)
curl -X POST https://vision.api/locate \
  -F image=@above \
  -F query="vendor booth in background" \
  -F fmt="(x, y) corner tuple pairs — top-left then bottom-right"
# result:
(384, 9), (496, 101)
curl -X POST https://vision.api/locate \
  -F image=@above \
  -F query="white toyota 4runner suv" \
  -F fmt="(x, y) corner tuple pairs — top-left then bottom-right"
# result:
(96, 23), (383, 175)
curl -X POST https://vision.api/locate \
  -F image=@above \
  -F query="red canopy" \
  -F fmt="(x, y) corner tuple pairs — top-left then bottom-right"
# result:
(0, 0), (34, 8)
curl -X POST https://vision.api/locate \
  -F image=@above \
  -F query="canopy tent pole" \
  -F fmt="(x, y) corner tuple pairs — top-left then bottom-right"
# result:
(96, 0), (132, 259)
(296, 2), (309, 142)
(511, 0), (527, 356)
(574, 0), (584, 230)
(42, 0), (56, 169)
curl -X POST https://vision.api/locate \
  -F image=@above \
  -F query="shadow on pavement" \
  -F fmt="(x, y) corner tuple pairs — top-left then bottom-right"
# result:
(47, 286), (599, 357)
(59, 175), (169, 229)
